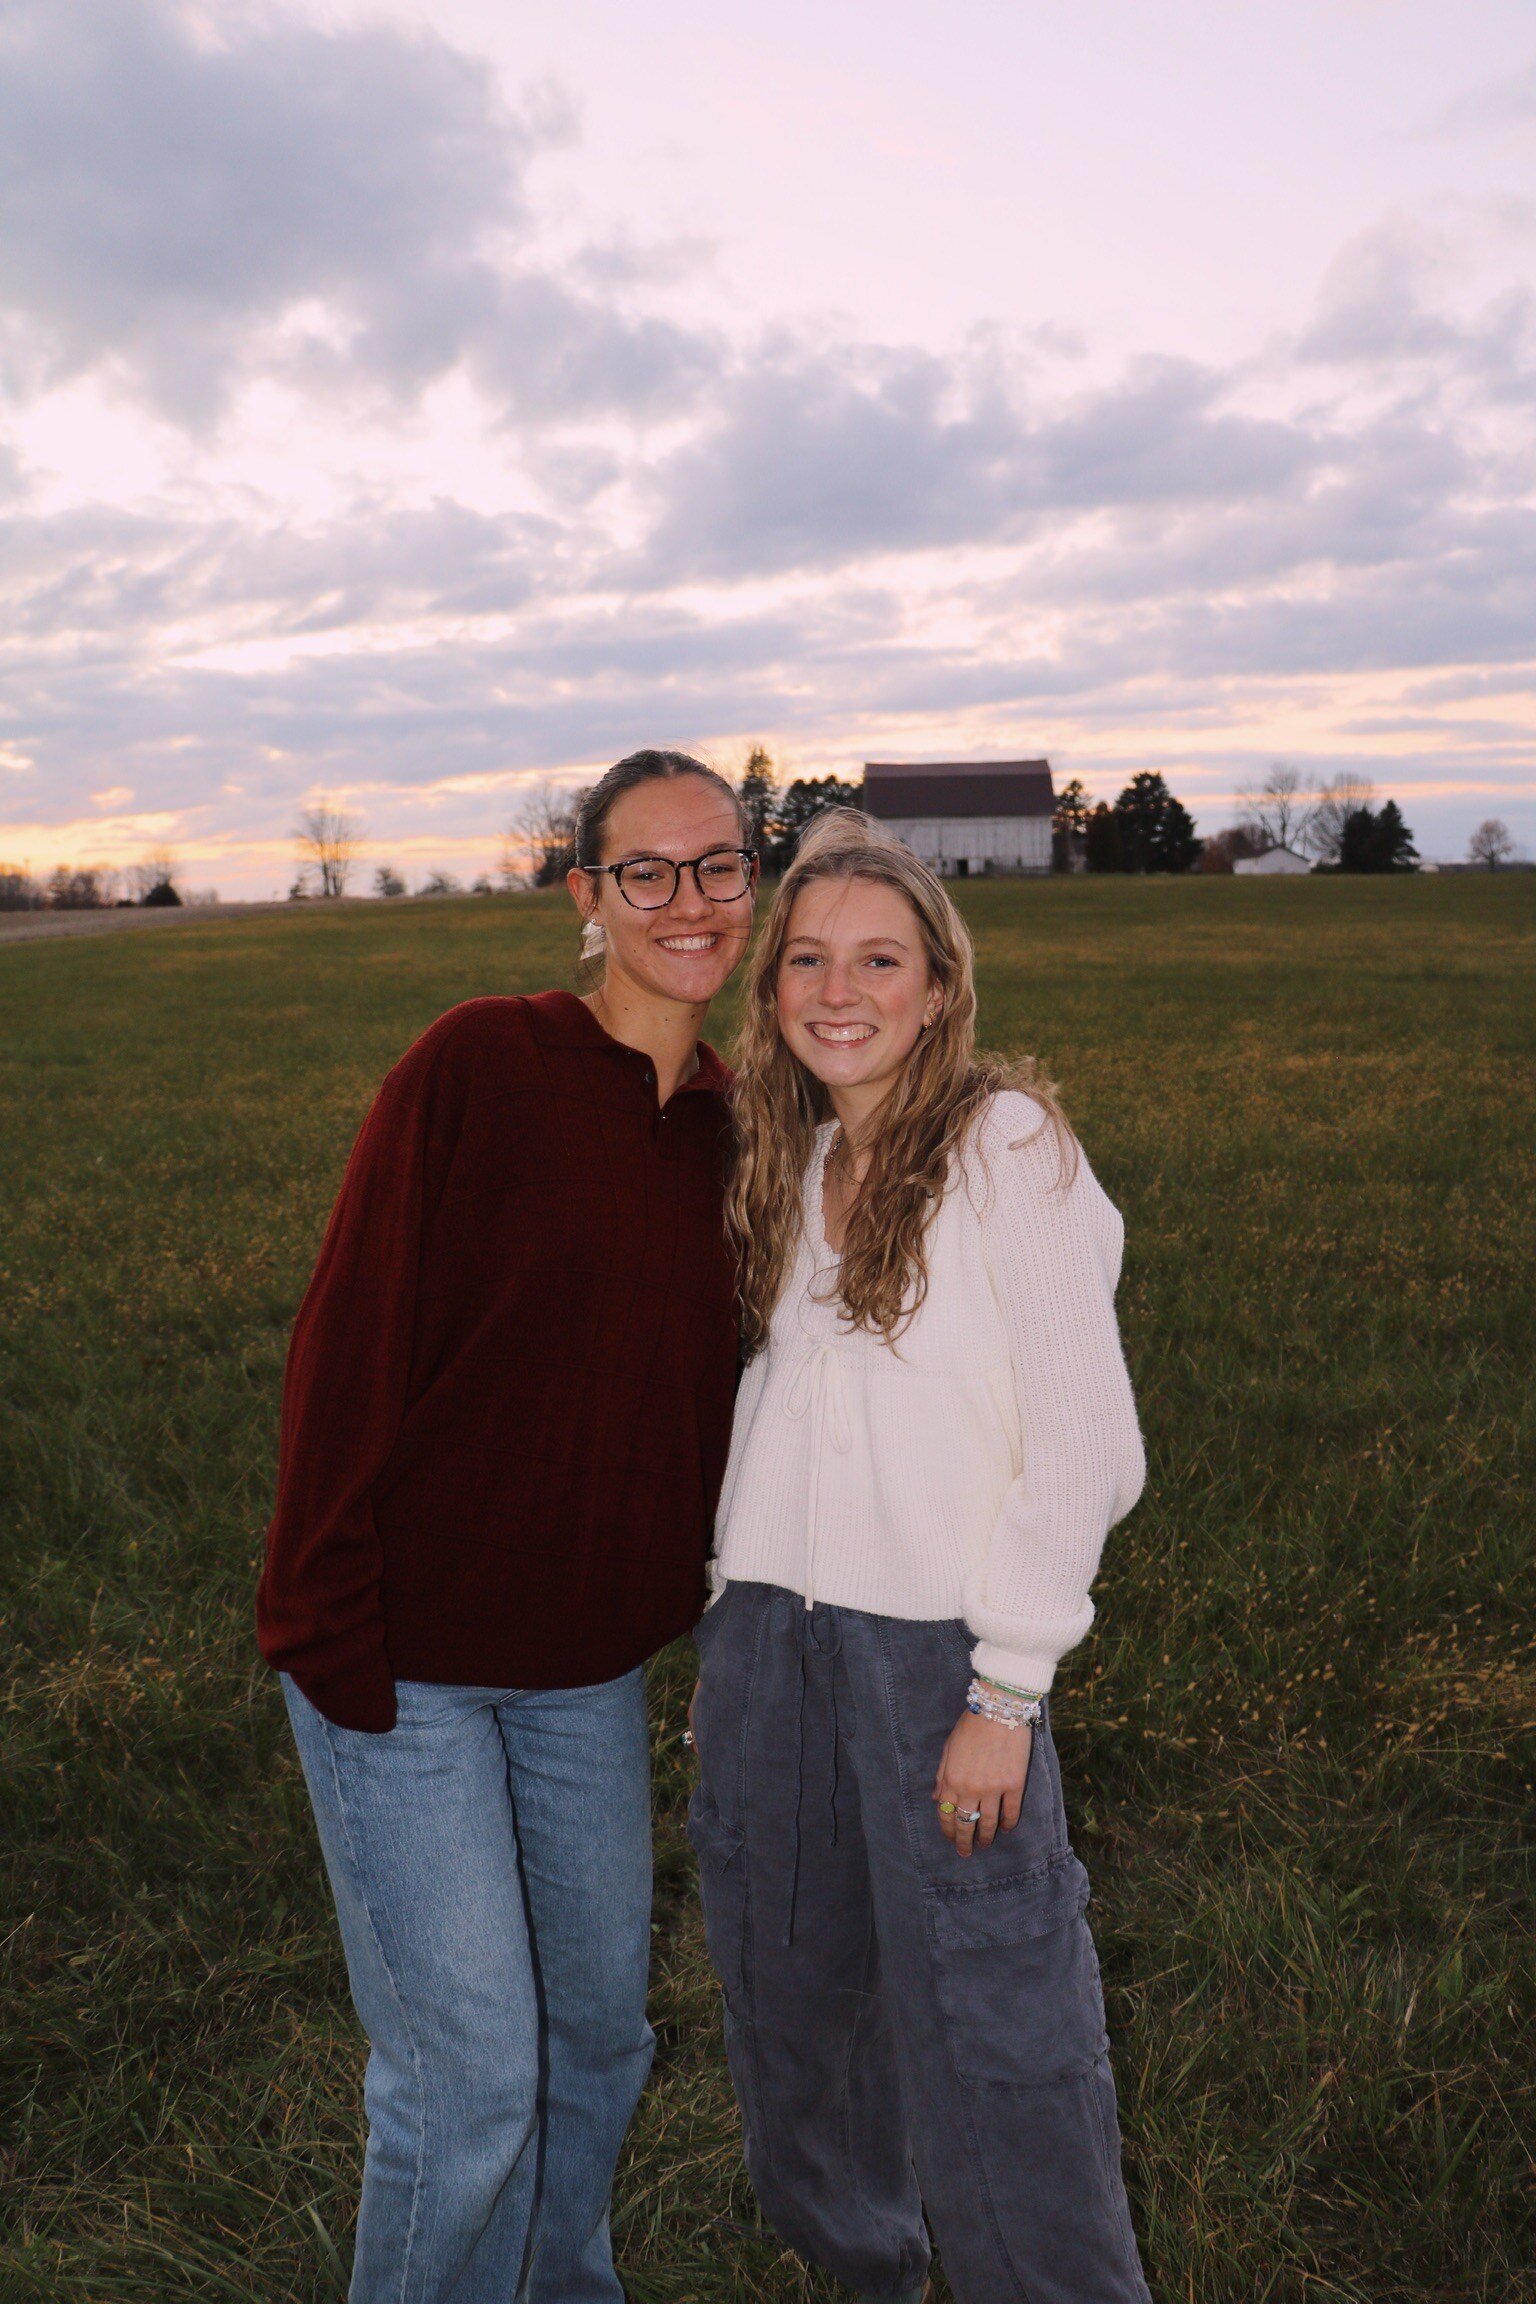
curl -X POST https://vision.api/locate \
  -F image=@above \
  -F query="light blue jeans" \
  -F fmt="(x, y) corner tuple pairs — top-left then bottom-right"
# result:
(283, 1671), (655, 2304)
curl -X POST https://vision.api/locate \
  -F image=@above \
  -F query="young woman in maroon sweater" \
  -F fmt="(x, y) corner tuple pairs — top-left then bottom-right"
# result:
(258, 749), (756, 2304)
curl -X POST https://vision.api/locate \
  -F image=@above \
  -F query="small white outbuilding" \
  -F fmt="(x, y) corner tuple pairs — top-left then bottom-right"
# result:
(1234, 847), (1312, 876)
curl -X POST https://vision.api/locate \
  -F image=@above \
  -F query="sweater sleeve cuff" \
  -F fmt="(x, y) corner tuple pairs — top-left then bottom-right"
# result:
(283, 1651), (398, 1734)
(969, 1637), (1059, 1697)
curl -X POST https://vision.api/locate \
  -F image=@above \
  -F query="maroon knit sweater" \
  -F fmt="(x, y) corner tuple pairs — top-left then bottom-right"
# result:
(257, 991), (738, 1732)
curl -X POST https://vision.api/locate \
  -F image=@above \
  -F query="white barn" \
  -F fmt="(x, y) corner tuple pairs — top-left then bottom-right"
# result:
(862, 759), (1055, 875)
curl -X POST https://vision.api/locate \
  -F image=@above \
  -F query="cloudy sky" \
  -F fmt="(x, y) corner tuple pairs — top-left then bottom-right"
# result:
(2, 0), (1533, 893)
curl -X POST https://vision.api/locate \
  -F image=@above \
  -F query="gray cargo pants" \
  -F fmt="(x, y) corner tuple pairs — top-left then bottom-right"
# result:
(688, 1580), (1151, 2304)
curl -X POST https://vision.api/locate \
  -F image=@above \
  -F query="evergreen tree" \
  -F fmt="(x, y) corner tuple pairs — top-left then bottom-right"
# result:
(1339, 800), (1419, 873)
(737, 746), (778, 859)
(1338, 807), (1376, 871)
(1084, 801), (1123, 873)
(1154, 794), (1203, 873)
(1312, 774), (1376, 866)
(765, 776), (861, 872)
(1110, 771), (1202, 872)
(1051, 777), (1092, 871)
(1372, 799), (1418, 872)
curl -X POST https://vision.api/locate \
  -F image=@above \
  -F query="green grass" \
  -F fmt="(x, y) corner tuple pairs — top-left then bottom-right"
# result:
(2, 876), (1533, 2303)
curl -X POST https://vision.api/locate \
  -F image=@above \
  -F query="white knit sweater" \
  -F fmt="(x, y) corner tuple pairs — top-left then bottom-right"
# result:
(712, 1092), (1146, 1692)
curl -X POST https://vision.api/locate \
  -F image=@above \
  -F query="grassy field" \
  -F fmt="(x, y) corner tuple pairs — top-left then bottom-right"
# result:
(1, 875), (1532, 2303)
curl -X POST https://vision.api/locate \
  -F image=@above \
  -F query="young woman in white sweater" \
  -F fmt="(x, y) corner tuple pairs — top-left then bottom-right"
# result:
(689, 810), (1152, 2304)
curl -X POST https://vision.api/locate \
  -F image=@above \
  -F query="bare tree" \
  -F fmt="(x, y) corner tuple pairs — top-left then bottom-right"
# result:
(1197, 825), (1266, 874)
(1467, 818), (1515, 872)
(1237, 764), (1315, 857)
(495, 832), (523, 894)
(130, 846), (181, 904)
(1309, 773), (1377, 866)
(505, 783), (591, 889)
(294, 802), (361, 898)
(46, 864), (118, 908)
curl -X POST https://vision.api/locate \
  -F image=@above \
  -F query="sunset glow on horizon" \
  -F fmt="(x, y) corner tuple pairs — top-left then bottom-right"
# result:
(3, 0), (1534, 895)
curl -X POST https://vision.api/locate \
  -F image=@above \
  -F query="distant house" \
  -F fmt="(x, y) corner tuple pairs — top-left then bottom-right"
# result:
(862, 759), (1054, 876)
(1234, 847), (1311, 876)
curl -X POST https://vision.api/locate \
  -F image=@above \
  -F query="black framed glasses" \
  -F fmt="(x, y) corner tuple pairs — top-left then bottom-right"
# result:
(585, 847), (759, 911)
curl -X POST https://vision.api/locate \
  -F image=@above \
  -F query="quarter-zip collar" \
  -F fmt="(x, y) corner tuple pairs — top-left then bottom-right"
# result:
(524, 988), (730, 1103)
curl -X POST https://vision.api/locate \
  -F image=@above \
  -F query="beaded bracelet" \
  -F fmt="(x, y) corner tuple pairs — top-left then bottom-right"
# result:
(978, 1673), (1045, 1703)
(966, 1677), (1043, 1728)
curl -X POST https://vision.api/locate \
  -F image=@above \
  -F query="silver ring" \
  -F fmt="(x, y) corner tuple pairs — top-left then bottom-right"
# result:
(956, 1807), (983, 1825)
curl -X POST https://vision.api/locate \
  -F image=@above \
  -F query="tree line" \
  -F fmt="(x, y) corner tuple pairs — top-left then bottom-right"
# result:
(5, 761), (1519, 911)
(516, 752), (1459, 883)
(0, 850), (192, 912)
(1052, 765), (1441, 875)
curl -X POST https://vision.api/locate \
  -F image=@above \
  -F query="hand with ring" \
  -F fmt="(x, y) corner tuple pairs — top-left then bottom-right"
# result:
(933, 1709), (1033, 1856)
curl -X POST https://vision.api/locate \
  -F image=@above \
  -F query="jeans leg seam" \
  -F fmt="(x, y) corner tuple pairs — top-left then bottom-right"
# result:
(320, 1726), (432, 2304)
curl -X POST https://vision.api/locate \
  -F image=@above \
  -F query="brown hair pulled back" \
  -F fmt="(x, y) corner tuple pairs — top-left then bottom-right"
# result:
(574, 749), (746, 868)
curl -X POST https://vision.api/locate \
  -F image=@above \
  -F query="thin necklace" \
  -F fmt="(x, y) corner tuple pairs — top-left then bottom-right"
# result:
(826, 1126), (870, 1190)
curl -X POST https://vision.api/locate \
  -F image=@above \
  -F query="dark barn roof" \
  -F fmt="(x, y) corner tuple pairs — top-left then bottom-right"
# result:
(863, 759), (1054, 820)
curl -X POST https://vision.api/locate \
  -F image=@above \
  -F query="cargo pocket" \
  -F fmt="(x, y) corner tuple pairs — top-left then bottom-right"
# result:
(925, 1851), (1106, 2086)
(687, 1795), (750, 2014)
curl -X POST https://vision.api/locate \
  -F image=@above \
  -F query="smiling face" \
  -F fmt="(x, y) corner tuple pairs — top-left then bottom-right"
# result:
(776, 873), (943, 1127)
(569, 773), (755, 1010)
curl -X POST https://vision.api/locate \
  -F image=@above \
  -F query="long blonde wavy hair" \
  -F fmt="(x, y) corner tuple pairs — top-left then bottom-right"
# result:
(728, 810), (1068, 1354)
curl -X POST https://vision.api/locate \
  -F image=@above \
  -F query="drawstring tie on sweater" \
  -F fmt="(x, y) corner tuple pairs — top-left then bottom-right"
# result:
(782, 1342), (852, 1615)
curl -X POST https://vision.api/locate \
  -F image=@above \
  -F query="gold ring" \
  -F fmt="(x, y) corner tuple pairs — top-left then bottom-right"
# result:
(938, 1799), (956, 1816)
